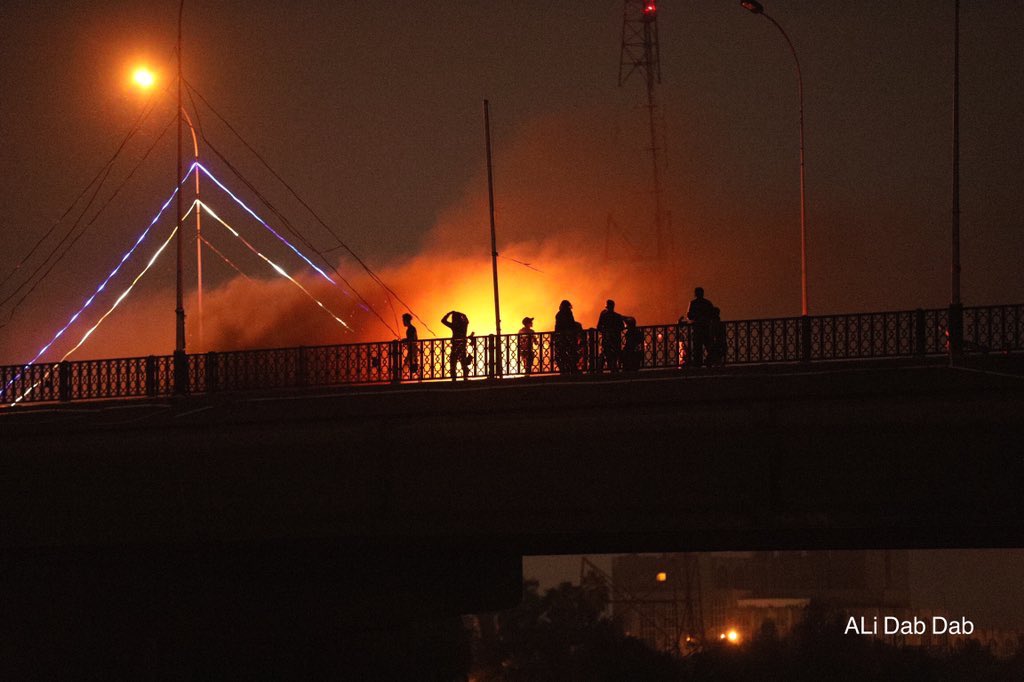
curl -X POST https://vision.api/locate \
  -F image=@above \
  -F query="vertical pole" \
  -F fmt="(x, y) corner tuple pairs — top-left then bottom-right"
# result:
(950, 0), (963, 360)
(951, 0), (961, 309)
(797, 55), (807, 317)
(181, 109), (202, 352)
(174, 0), (188, 393)
(484, 100), (503, 376)
(763, 13), (807, 316)
(643, 21), (663, 260)
(189, 116), (203, 352)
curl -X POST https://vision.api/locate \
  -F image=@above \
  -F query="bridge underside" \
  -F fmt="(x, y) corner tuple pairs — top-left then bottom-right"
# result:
(3, 356), (1023, 670)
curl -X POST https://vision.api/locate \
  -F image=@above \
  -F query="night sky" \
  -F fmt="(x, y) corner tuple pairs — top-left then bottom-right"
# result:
(2, 0), (1023, 628)
(2, 0), (1022, 362)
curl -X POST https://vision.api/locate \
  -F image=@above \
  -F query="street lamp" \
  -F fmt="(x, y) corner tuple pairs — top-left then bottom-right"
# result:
(131, 65), (205, 353)
(741, 0), (808, 316)
(132, 67), (156, 89)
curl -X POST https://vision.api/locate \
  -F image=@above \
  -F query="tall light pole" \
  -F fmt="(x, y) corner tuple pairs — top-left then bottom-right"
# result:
(483, 100), (502, 379)
(182, 107), (203, 352)
(132, 69), (204, 353)
(176, 3), (185, 350)
(949, 0), (963, 358)
(174, 0), (187, 394)
(741, 0), (808, 316)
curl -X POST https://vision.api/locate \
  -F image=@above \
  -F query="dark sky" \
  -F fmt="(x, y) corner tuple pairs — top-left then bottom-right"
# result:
(2, 1), (1023, 628)
(2, 1), (1022, 361)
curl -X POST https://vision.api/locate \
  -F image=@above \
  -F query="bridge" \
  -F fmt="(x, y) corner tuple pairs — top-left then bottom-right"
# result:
(3, 303), (1023, 668)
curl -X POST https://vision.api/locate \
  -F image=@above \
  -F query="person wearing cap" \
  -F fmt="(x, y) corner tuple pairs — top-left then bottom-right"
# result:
(517, 316), (537, 375)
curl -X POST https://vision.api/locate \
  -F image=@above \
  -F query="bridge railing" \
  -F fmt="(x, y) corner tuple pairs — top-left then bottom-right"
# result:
(964, 304), (1024, 354)
(3, 303), (1022, 406)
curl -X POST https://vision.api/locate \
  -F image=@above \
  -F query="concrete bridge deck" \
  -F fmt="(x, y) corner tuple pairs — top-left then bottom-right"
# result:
(5, 354), (1023, 555)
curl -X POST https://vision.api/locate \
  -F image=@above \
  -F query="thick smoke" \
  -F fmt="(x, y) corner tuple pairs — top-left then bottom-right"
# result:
(197, 107), (697, 351)
(5, 105), (746, 363)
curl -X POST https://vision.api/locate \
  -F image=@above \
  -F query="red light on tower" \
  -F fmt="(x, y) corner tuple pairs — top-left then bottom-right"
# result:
(643, 2), (657, 17)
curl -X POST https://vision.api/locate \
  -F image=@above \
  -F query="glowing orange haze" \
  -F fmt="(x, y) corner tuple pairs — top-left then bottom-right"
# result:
(191, 109), (692, 352)
(196, 236), (687, 352)
(5, 108), (701, 362)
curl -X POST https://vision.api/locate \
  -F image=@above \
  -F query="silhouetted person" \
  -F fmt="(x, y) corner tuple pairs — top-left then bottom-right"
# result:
(554, 300), (578, 374)
(707, 306), (727, 367)
(402, 313), (419, 375)
(518, 316), (537, 375)
(623, 316), (643, 371)
(684, 286), (715, 367)
(596, 299), (626, 372)
(441, 310), (471, 381)
(574, 320), (587, 372)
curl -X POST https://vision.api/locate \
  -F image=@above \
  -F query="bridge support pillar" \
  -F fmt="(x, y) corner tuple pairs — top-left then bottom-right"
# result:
(173, 349), (189, 396)
(145, 356), (158, 397)
(57, 361), (71, 402)
(205, 351), (219, 393)
(800, 315), (812, 362)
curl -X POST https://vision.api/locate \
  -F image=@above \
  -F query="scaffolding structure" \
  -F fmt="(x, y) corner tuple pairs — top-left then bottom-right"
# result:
(582, 555), (705, 656)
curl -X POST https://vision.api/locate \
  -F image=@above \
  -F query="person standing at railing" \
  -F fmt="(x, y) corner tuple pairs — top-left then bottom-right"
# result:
(518, 317), (537, 375)
(623, 316), (643, 371)
(402, 313), (419, 376)
(684, 287), (716, 368)
(596, 299), (626, 372)
(554, 300), (578, 375)
(706, 307), (727, 367)
(442, 310), (471, 381)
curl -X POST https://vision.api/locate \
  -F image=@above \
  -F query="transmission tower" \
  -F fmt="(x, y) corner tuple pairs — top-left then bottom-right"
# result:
(619, 0), (666, 260)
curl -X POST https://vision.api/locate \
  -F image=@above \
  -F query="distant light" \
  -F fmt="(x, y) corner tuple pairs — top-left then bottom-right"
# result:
(726, 629), (740, 643)
(656, 571), (667, 582)
(132, 67), (156, 89)
(643, 2), (657, 15)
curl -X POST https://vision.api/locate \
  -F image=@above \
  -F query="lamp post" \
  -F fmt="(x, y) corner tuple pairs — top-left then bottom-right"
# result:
(131, 68), (204, 352)
(741, 0), (808, 317)
(175, 0), (186, 394)
(949, 0), (963, 359)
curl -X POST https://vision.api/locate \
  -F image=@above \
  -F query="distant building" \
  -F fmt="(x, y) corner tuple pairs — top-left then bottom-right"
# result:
(609, 550), (910, 651)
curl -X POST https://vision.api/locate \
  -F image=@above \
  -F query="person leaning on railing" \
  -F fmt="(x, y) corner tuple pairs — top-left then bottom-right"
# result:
(623, 316), (643, 371)
(518, 317), (537, 375)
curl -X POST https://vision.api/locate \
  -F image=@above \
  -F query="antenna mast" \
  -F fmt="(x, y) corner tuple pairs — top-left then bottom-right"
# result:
(619, 0), (665, 260)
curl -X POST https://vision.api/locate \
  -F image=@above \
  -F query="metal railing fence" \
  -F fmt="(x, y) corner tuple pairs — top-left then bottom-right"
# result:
(3, 303), (1021, 406)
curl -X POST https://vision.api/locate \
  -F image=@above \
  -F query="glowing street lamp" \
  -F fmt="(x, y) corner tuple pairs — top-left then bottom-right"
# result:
(130, 65), (205, 352)
(132, 67), (156, 90)
(740, 0), (808, 316)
